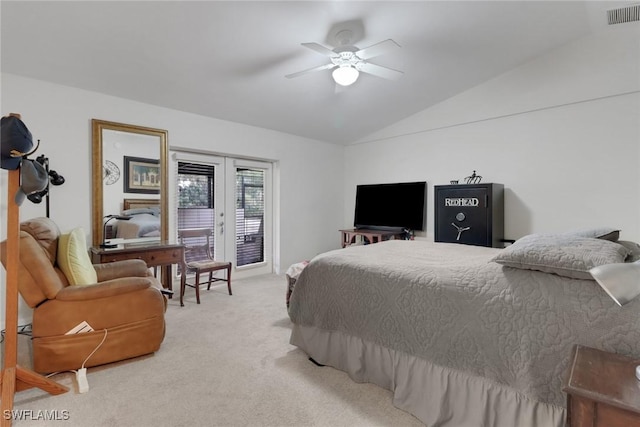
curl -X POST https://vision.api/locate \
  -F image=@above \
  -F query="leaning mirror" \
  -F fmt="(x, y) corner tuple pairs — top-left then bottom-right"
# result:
(91, 119), (168, 247)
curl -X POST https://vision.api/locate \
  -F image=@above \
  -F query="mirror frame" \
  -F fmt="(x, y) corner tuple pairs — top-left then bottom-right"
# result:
(91, 119), (169, 246)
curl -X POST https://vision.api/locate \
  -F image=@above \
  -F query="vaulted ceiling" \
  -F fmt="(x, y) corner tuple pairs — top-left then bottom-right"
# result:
(0, 1), (625, 144)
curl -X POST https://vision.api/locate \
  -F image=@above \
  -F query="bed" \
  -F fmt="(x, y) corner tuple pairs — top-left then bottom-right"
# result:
(287, 232), (640, 427)
(114, 198), (161, 239)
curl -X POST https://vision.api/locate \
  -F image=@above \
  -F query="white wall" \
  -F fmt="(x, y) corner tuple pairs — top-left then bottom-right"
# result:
(345, 26), (640, 242)
(0, 73), (344, 325)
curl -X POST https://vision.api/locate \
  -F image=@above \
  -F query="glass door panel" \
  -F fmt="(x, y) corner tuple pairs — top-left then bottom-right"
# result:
(175, 154), (225, 269)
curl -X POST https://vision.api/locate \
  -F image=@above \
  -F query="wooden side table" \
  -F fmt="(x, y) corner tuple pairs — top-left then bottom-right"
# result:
(563, 345), (640, 427)
(340, 228), (404, 248)
(90, 241), (186, 295)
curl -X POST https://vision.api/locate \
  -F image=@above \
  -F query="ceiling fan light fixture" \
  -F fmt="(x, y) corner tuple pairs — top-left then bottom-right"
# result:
(332, 65), (359, 86)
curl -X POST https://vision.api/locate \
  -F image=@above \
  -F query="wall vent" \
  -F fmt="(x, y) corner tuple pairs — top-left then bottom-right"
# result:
(607, 4), (640, 25)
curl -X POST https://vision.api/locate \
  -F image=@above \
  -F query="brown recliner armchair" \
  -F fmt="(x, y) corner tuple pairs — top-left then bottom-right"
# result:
(0, 217), (166, 374)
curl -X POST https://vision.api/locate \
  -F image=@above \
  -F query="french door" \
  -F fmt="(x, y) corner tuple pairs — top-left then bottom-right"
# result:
(173, 152), (272, 278)
(228, 159), (272, 276)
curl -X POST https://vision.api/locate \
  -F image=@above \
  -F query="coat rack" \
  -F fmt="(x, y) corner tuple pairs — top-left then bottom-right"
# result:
(1, 147), (68, 425)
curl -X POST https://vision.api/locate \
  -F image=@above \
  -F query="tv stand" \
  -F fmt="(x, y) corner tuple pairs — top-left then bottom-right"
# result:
(340, 228), (404, 248)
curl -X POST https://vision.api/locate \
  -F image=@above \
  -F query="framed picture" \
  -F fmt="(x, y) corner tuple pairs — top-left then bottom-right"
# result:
(123, 156), (160, 194)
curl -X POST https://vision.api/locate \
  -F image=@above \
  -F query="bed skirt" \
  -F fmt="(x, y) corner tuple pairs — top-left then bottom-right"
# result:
(290, 324), (565, 427)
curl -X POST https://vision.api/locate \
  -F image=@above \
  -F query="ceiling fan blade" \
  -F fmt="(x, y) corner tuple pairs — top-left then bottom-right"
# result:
(358, 62), (404, 80)
(355, 39), (400, 60)
(285, 63), (335, 79)
(301, 42), (338, 58)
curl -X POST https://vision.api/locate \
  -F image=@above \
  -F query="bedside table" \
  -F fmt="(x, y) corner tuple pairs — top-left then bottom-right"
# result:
(563, 345), (640, 427)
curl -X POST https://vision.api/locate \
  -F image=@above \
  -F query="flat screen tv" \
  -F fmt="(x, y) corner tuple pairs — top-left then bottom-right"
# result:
(354, 181), (427, 231)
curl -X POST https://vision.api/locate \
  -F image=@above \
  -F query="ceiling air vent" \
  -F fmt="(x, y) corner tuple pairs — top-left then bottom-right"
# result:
(607, 4), (640, 25)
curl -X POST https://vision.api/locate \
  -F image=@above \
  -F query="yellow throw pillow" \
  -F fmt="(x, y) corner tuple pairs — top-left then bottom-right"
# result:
(57, 228), (98, 285)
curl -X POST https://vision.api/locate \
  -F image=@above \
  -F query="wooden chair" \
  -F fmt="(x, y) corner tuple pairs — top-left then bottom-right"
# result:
(178, 228), (232, 306)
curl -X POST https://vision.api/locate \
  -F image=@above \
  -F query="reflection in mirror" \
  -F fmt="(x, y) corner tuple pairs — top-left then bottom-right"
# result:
(91, 120), (168, 247)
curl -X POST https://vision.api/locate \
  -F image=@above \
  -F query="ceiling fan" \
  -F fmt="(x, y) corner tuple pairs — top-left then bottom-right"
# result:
(285, 30), (403, 87)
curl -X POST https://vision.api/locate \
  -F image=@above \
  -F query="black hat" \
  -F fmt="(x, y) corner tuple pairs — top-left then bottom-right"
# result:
(1, 114), (34, 170)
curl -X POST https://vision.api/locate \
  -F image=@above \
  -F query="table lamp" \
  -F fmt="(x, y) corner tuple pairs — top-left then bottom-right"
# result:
(590, 260), (640, 379)
(100, 215), (131, 248)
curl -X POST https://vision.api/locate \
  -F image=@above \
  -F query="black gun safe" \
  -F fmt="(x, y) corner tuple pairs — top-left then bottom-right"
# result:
(434, 183), (504, 248)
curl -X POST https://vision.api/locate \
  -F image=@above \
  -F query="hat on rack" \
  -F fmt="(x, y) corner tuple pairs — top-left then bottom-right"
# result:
(15, 159), (49, 206)
(1, 114), (34, 170)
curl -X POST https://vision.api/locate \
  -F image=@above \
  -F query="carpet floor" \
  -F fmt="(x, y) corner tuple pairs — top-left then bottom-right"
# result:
(7, 274), (424, 426)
